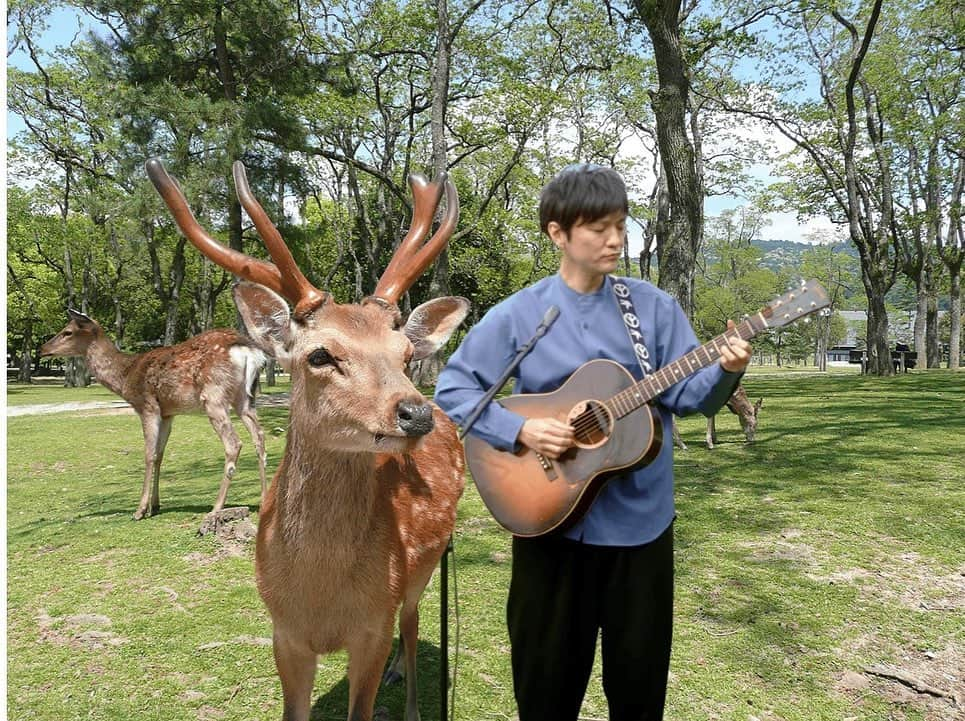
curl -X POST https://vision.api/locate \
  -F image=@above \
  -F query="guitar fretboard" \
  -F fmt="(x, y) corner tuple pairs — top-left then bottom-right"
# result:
(606, 314), (767, 419)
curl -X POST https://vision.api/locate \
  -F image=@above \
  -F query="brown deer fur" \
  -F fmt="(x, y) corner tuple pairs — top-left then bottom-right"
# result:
(706, 383), (763, 449)
(40, 310), (268, 520)
(237, 283), (467, 721)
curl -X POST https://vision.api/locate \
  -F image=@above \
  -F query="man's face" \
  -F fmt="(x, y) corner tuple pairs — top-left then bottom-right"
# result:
(549, 210), (627, 278)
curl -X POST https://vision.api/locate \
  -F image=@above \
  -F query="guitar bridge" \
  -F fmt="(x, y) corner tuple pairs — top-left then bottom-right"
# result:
(535, 452), (558, 480)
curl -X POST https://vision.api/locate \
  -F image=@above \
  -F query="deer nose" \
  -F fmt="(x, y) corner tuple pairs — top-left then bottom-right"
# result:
(396, 399), (434, 437)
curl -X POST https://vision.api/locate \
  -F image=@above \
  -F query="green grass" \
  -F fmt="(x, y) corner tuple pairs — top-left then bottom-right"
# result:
(6, 370), (964, 721)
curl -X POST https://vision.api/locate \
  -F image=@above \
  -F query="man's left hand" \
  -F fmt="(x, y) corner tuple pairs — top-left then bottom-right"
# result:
(719, 319), (752, 373)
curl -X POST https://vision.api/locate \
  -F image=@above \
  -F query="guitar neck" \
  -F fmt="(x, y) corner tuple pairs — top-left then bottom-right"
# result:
(609, 313), (767, 417)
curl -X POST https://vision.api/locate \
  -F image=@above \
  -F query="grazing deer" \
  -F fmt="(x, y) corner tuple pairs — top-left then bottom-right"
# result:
(705, 383), (763, 449)
(146, 158), (469, 721)
(39, 313), (269, 523)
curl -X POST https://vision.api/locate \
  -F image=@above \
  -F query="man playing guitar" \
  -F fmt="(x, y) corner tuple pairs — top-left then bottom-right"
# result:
(434, 163), (752, 721)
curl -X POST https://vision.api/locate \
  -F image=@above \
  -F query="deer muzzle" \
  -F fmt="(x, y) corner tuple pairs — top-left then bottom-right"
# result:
(396, 400), (434, 437)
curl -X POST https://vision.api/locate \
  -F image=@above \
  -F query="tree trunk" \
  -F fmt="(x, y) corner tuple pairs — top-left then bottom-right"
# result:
(18, 317), (35, 384)
(411, 0), (452, 388)
(865, 289), (892, 375)
(815, 325), (828, 371)
(635, 0), (701, 316)
(163, 237), (187, 345)
(949, 268), (962, 369)
(914, 284), (927, 357)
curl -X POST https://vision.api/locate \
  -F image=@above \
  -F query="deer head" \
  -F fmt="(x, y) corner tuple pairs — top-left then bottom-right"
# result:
(40, 310), (102, 358)
(737, 397), (764, 442)
(145, 159), (469, 454)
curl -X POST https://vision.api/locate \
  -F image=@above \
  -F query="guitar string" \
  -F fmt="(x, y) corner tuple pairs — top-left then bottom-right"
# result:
(566, 322), (759, 436)
(549, 289), (819, 440)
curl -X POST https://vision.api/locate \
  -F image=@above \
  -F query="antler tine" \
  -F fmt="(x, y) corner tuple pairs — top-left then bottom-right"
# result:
(232, 162), (329, 316)
(372, 173), (459, 305)
(145, 158), (284, 294)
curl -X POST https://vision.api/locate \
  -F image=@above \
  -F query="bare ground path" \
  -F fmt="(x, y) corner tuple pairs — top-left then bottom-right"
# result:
(6, 392), (291, 417)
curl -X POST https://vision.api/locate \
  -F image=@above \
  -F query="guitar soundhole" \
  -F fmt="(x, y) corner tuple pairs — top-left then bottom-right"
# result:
(567, 400), (613, 450)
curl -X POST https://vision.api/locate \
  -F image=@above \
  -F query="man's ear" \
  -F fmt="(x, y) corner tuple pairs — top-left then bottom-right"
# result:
(233, 281), (293, 369)
(404, 296), (470, 360)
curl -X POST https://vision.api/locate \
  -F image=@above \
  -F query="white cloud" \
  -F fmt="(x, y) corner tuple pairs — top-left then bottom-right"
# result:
(759, 212), (843, 243)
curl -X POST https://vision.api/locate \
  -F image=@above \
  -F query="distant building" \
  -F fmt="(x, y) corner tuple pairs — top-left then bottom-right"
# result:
(828, 309), (945, 365)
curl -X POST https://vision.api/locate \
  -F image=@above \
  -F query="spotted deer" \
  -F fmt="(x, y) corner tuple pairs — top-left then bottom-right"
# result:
(706, 383), (763, 449)
(40, 312), (268, 524)
(146, 158), (468, 721)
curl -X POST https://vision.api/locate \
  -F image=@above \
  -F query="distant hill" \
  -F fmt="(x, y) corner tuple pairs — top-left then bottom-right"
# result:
(749, 239), (924, 311)
(751, 239), (857, 272)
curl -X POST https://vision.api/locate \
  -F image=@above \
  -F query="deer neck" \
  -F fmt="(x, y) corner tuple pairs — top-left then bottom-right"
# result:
(272, 434), (379, 547)
(84, 336), (136, 398)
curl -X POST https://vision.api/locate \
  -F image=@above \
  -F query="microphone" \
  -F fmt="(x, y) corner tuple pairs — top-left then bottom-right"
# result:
(458, 305), (560, 439)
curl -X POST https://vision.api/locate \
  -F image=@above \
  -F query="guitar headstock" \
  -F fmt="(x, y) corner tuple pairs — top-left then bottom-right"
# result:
(760, 280), (831, 329)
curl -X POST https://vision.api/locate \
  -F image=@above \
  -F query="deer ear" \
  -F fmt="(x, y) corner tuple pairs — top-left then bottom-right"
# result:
(233, 281), (293, 368)
(67, 308), (94, 326)
(404, 296), (470, 360)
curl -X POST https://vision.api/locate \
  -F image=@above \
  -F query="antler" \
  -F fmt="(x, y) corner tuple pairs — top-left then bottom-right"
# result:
(371, 172), (460, 305)
(145, 158), (329, 318)
(231, 162), (329, 316)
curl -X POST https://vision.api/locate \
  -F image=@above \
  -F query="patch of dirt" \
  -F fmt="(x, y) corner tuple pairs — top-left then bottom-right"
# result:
(197, 705), (226, 720)
(36, 609), (127, 650)
(807, 539), (965, 613)
(836, 642), (964, 721)
(738, 528), (821, 565)
(197, 635), (272, 651)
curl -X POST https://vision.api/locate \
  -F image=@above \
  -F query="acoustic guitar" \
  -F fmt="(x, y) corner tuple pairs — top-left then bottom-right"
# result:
(464, 280), (831, 537)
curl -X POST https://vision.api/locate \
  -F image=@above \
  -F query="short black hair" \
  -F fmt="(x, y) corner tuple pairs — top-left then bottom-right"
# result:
(539, 164), (628, 235)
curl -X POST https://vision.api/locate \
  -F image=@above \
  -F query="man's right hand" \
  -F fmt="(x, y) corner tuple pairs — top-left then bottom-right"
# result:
(518, 418), (575, 459)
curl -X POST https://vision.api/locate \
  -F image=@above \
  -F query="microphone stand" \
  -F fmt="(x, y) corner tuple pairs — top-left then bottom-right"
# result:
(441, 306), (560, 721)
(458, 305), (560, 440)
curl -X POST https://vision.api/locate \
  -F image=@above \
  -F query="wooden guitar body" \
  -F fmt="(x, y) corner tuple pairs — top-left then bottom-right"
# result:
(464, 359), (663, 536)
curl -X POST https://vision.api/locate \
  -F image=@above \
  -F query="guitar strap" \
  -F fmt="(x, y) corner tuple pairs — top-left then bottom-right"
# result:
(610, 276), (654, 377)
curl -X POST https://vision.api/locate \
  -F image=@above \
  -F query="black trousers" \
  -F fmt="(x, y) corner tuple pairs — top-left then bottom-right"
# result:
(506, 523), (674, 721)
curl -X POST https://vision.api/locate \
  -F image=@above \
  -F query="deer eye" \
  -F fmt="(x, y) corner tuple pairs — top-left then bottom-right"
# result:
(308, 348), (335, 368)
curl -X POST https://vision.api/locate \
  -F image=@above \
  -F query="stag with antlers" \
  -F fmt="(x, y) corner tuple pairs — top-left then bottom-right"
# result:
(146, 158), (468, 721)
(40, 312), (268, 526)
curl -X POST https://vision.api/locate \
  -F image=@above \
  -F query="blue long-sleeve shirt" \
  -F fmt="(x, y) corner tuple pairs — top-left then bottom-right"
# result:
(435, 274), (742, 546)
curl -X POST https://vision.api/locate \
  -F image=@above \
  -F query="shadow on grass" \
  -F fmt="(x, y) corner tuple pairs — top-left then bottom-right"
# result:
(309, 639), (446, 721)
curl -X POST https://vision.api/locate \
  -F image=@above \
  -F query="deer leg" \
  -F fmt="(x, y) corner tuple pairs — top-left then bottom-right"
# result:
(206, 406), (242, 513)
(399, 598), (422, 721)
(382, 634), (405, 685)
(384, 563), (437, 720)
(273, 633), (317, 721)
(151, 416), (174, 513)
(347, 627), (394, 721)
(706, 414), (716, 449)
(135, 412), (163, 520)
(239, 407), (268, 505)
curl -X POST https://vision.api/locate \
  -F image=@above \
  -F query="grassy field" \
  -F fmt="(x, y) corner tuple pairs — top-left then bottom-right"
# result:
(6, 370), (964, 721)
